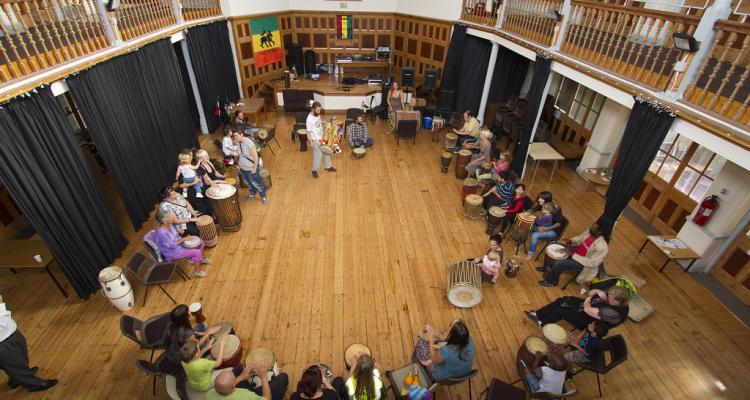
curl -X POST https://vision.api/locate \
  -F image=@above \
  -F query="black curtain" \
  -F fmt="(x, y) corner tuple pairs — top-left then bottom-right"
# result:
(489, 46), (529, 103)
(186, 21), (241, 132)
(602, 98), (675, 221)
(68, 39), (199, 230)
(437, 23), (467, 109)
(0, 88), (127, 299)
(454, 36), (492, 117)
(510, 53), (551, 176)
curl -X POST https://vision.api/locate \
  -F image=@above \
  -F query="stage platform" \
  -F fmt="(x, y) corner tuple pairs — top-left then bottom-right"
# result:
(274, 74), (382, 110)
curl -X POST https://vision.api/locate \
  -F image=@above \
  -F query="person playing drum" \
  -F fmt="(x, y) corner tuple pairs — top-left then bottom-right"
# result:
(307, 101), (336, 178)
(336, 353), (384, 400)
(564, 320), (609, 367)
(412, 320), (475, 380)
(162, 304), (221, 375)
(497, 183), (532, 232)
(465, 129), (492, 177)
(148, 210), (212, 278)
(481, 171), (514, 211)
(291, 365), (339, 400)
(181, 338), (227, 392)
(520, 351), (568, 395)
(537, 218), (611, 288)
(451, 111), (480, 150)
(211, 362), (272, 400)
(347, 113), (374, 149)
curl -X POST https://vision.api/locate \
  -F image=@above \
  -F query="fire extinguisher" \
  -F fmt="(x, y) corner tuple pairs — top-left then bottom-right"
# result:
(692, 195), (719, 226)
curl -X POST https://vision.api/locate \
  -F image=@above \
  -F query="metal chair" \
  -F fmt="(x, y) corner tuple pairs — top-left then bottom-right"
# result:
(121, 312), (170, 362)
(535, 216), (571, 261)
(136, 352), (169, 396)
(291, 111), (308, 142)
(143, 237), (189, 281)
(480, 378), (526, 400)
(571, 334), (628, 397)
(126, 251), (179, 307)
(396, 119), (418, 145)
(436, 369), (479, 400)
(385, 363), (438, 399)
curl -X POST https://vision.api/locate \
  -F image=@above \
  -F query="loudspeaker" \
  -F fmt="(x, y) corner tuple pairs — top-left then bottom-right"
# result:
(286, 44), (304, 74)
(401, 67), (415, 88)
(303, 50), (316, 75)
(423, 68), (437, 90)
(437, 88), (455, 111)
(380, 82), (391, 107)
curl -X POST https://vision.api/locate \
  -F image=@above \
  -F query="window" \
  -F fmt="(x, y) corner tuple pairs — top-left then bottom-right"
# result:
(554, 77), (604, 131)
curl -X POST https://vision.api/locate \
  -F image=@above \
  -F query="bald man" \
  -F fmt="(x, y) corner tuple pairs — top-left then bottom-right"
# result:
(209, 360), (289, 400)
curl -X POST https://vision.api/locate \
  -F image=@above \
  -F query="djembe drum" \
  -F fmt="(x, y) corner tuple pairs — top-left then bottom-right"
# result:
(297, 129), (308, 151)
(447, 260), (482, 308)
(544, 243), (569, 272)
(259, 168), (272, 189)
(542, 323), (568, 353)
(188, 302), (207, 331)
(225, 177), (237, 186)
(461, 178), (480, 203)
(510, 212), (537, 244)
(463, 194), (483, 220)
(257, 129), (268, 141)
(440, 151), (452, 173)
(516, 336), (548, 368)
(246, 348), (281, 387)
(206, 183), (242, 232)
(196, 215), (218, 247)
(486, 206), (506, 235)
(504, 255), (523, 278)
(352, 148), (367, 158)
(445, 132), (458, 150)
(211, 334), (243, 369)
(345, 344), (372, 369)
(455, 149), (472, 179)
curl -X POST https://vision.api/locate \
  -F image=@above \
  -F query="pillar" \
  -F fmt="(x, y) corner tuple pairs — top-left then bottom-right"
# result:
(180, 39), (209, 134)
(577, 99), (631, 172)
(477, 42), (499, 125)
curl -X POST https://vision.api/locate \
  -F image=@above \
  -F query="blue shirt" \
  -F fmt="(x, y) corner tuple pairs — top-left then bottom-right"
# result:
(434, 339), (475, 380)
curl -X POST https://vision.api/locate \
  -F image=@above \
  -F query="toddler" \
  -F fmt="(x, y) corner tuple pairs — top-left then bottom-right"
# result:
(176, 153), (203, 198)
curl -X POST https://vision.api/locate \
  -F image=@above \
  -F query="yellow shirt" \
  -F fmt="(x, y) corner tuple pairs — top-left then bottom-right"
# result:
(463, 118), (480, 138)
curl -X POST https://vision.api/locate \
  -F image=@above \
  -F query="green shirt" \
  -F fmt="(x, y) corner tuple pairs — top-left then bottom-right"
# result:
(207, 388), (265, 400)
(182, 358), (215, 392)
(463, 118), (480, 138)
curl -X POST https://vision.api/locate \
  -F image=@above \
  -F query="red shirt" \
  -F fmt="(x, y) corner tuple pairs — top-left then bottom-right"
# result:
(574, 235), (596, 257)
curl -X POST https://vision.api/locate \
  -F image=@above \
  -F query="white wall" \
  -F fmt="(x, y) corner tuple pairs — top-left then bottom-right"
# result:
(221, 0), (289, 16)
(288, 0), (396, 12)
(396, 0), (462, 21)
(578, 99), (630, 171)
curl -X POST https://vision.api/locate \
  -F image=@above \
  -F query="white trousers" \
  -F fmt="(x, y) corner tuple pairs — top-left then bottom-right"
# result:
(311, 141), (332, 172)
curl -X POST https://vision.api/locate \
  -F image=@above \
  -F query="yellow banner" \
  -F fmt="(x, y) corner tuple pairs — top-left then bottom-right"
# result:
(251, 30), (281, 52)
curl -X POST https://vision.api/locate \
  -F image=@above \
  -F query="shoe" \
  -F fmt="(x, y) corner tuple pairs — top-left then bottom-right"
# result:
(193, 271), (208, 278)
(196, 193), (204, 198)
(535, 266), (546, 273)
(262, 197), (267, 205)
(524, 310), (541, 326)
(525, 253), (534, 260)
(312, 171), (319, 178)
(245, 194), (256, 201)
(8, 367), (38, 388)
(29, 379), (57, 392)
(538, 280), (556, 287)
(325, 167), (337, 172)
(200, 258), (213, 265)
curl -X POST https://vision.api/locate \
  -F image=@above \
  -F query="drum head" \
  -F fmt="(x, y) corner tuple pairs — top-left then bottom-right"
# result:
(525, 336), (548, 354)
(206, 183), (237, 200)
(463, 178), (478, 186)
(257, 129), (268, 139)
(542, 323), (568, 345)
(448, 284), (482, 308)
(297, 129), (308, 136)
(489, 207), (506, 218)
(507, 255), (523, 266)
(458, 149), (472, 157)
(465, 194), (483, 206)
(183, 237), (201, 248)
(212, 321), (233, 336)
(441, 151), (453, 158)
(98, 266), (122, 282)
(353, 148), (366, 155)
(518, 213), (537, 224)
(212, 334), (240, 359)
(345, 343), (371, 364)
(259, 168), (270, 178)
(320, 146), (333, 155)
(246, 347), (275, 367)
(197, 215), (213, 226)
(446, 133), (457, 140)
(546, 244), (567, 260)
(188, 302), (201, 313)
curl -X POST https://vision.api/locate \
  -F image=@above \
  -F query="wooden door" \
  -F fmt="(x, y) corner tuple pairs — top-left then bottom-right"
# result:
(711, 221), (750, 305)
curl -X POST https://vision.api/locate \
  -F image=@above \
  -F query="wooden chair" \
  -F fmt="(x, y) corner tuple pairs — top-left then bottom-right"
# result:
(571, 335), (628, 397)
(396, 119), (418, 145)
(126, 251), (179, 307)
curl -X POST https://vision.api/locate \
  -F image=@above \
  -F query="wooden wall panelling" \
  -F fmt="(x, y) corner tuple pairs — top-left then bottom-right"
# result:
(391, 15), (452, 90)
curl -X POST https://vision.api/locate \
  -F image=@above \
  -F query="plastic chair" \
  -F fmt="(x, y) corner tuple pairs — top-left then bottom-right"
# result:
(121, 312), (170, 362)
(436, 369), (479, 400)
(126, 251), (179, 307)
(535, 217), (570, 261)
(572, 334), (628, 397)
(396, 119), (418, 145)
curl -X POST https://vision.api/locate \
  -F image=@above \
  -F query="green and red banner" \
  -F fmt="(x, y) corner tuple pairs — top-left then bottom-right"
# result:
(250, 16), (282, 68)
(337, 15), (353, 40)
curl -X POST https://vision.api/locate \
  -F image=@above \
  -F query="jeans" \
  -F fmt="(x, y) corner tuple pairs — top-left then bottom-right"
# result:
(239, 168), (266, 198)
(311, 141), (332, 172)
(530, 230), (558, 253)
(353, 137), (374, 148)
(546, 258), (583, 285)
(183, 176), (202, 195)
(524, 372), (541, 392)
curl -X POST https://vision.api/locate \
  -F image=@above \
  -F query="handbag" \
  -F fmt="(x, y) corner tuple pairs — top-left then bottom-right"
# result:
(559, 296), (583, 309)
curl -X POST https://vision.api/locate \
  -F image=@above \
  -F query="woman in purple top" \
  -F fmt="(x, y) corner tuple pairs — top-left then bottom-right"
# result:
(151, 210), (211, 277)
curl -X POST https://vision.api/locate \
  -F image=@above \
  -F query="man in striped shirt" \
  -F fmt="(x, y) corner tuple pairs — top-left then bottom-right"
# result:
(482, 171), (515, 210)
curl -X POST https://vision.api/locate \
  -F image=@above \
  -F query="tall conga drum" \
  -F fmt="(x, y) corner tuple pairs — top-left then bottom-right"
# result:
(446, 260), (482, 308)
(196, 215), (218, 247)
(440, 151), (453, 174)
(297, 129), (308, 151)
(510, 212), (537, 244)
(486, 206), (506, 235)
(461, 178), (480, 203)
(455, 149), (472, 179)
(259, 168), (272, 189)
(464, 194), (483, 220)
(445, 132), (458, 150)
(206, 183), (242, 232)
(98, 266), (134, 311)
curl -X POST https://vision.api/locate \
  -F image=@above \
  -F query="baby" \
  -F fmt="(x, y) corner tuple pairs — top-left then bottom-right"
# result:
(478, 251), (502, 284)
(176, 153), (203, 198)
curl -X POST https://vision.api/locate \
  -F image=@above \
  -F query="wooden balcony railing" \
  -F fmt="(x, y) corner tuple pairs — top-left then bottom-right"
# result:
(461, 0), (501, 27)
(683, 19), (750, 127)
(109, 0), (177, 41)
(181, 0), (221, 21)
(0, 0), (109, 82)
(561, 1), (700, 91)
(503, 0), (563, 46)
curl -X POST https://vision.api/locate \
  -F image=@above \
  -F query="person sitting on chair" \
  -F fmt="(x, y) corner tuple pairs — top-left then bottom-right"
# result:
(347, 113), (374, 149)
(498, 183), (532, 232)
(520, 351), (568, 395)
(222, 128), (239, 165)
(564, 320), (609, 366)
(336, 354), (385, 400)
(452, 111), (480, 150)
(525, 286), (630, 330)
(162, 304), (220, 375)
(181, 338), (225, 392)
(538, 218), (611, 287)
(233, 111), (260, 138)
(526, 193), (564, 260)
(291, 365), (339, 400)
(412, 320), (475, 380)
(481, 171), (514, 211)
(209, 363), (272, 400)
(148, 210), (211, 278)
(465, 129), (492, 176)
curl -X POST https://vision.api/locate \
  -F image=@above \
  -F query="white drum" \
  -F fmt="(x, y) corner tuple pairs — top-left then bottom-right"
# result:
(98, 266), (134, 311)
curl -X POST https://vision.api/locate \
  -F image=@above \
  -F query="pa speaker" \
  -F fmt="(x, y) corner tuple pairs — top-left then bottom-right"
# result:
(401, 67), (415, 88)
(286, 44), (304, 74)
(437, 88), (455, 111)
(303, 50), (316, 75)
(423, 68), (437, 90)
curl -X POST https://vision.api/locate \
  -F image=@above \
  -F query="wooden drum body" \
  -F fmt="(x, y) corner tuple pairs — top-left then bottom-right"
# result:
(464, 194), (483, 220)
(212, 334), (243, 369)
(486, 206), (506, 235)
(544, 243), (569, 270)
(455, 149), (472, 180)
(504, 255), (523, 278)
(447, 260), (482, 308)
(345, 343), (372, 369)
(517, 336), (548, 368)
(98, 266), (134, 312)
(461, 178), (480, 203)
(542, 323), (568, 353)
(196, 215), (218, 248)
(511, 213), (537, 243)
(445, 133), (458, 150)
(259, 168), (272, 189)
(440, 151), (453, 174)
(206, 183), (242, 232)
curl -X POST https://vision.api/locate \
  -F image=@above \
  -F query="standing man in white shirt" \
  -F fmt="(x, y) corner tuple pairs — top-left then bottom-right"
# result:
(306, 101), (336, 178)
(0, 296), (57, 392)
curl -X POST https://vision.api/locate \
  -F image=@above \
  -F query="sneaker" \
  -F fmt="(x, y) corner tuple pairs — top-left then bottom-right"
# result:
(200, 258), (213, 265)
(325, 167), (337, 172)
(245, 194), (256, 201)
(262, 197), (267, 205)
(538, 280), (556, 287)
(312, 171), (319, 178)
(524, 310), (541, 326)
(196, 193), (204, 198)
(193, 270), (208, 278)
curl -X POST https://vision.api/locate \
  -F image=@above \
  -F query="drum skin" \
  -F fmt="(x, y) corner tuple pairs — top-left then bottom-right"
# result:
(206, 184), (242, 232)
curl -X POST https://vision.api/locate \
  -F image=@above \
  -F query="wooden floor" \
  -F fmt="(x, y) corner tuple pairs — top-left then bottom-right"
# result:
(1, 112), (749, 399)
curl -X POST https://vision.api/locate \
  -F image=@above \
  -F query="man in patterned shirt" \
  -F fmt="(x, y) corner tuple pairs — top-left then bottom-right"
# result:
(347, 113), (374, 149)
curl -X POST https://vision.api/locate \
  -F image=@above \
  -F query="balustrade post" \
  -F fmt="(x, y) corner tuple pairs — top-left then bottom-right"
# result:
(171, 0), (185, 24)
(550, 0), (571, 50)
(496, 0), (507, 29)
(478, 42), (500, 125)
(94, 0), (120, 45)
(667, 0), (731, 99)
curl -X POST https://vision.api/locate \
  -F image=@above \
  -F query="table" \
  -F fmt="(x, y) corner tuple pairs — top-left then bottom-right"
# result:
(235, 98), (266, 122)
(335, 60), (388, 82)
(527, 143), (565, 190)
(0, 240), (67, 297)
(582, 169), (611, 195)
(638, 235), (700, 273)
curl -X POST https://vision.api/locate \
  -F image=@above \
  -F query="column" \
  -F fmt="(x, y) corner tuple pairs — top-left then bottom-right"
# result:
(577, 99), (631, 172)
(180, 39), (209, 134)
(226, 21), (244, 97)
(477, 42), (499, 125)
(519, 74), (553, 180)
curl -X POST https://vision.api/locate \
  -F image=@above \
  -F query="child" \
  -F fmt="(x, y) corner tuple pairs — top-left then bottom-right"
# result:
(181, 337), (224, 392)
(177, 153), (203, 198)
(478, 251), (502, 283)
(534, 203), (555, 232)
(494, 151), (510, 174)
(521, 351), (568, 394)
(564, 320), (608, 365)
(339, 353), (384, 400)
